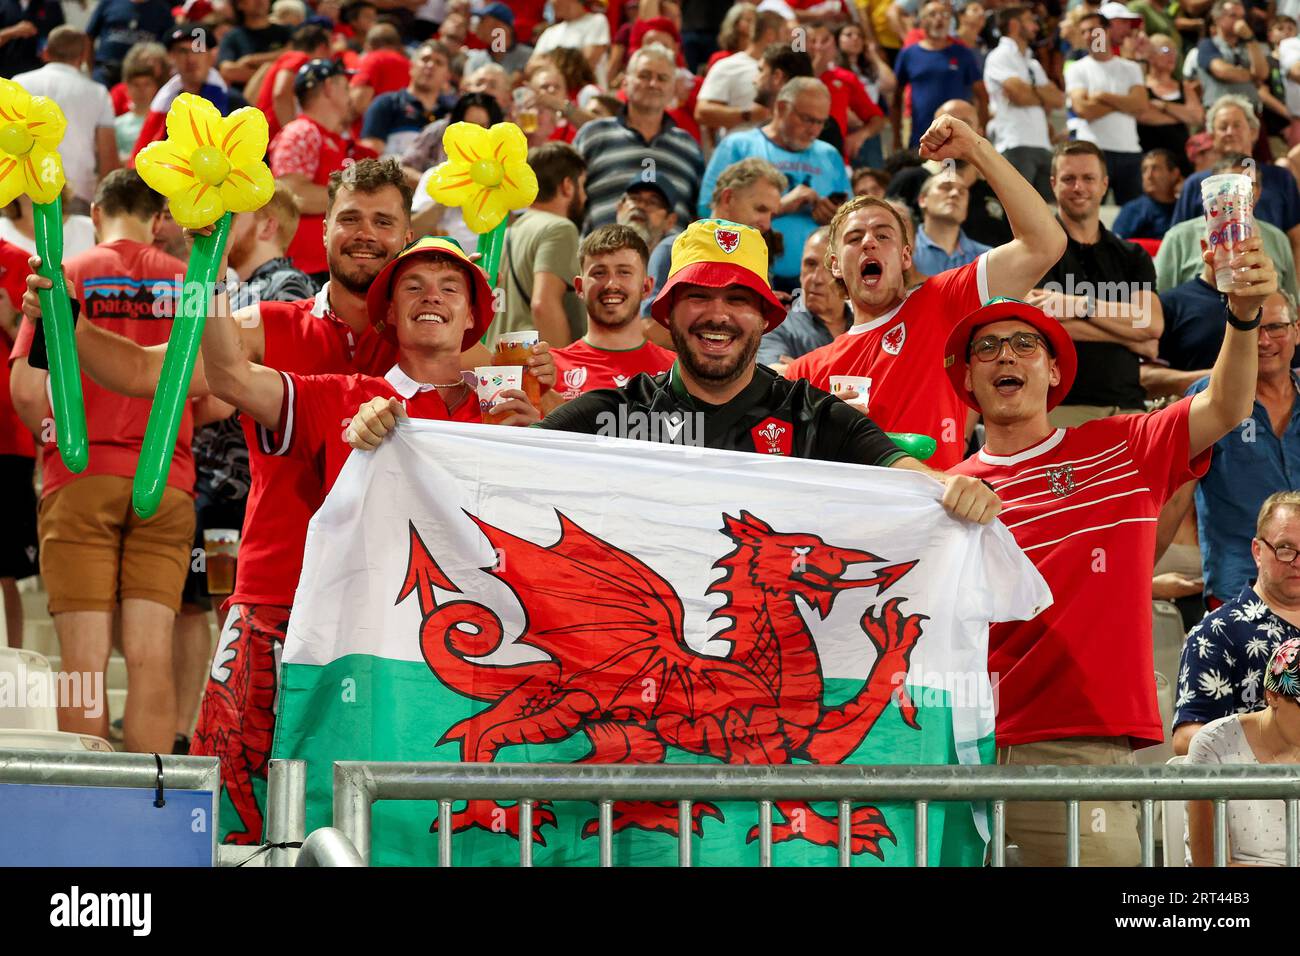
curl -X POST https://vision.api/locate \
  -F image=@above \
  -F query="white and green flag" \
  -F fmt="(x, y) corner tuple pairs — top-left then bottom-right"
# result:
(272, 421), (1050, 866)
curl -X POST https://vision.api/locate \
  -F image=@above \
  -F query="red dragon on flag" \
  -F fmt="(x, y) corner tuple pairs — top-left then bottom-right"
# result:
(398, 509), (927, 858)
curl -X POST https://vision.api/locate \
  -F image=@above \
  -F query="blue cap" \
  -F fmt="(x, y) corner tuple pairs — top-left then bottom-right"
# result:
(294, 58), (354, 99)
(476, 3), (514, 27)
(623, 176), (677, 212)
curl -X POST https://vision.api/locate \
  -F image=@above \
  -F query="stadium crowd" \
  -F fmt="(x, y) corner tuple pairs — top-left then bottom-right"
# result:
(3, 0), (1300, 867)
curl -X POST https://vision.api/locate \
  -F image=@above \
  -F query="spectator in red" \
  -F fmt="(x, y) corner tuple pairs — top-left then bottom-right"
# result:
(333, 0), (375, 63)
(0, 237), (34, 649)
(8, 170), (195, 754)
(348, 21), (409, 123)
(253, 22), (331, 141)
(271, 57), (371, 284)
(511, 0), (548, 46)
(130, 24), (230, 161)
(808, 20), (885, 161)
(553, 224), (674, 401)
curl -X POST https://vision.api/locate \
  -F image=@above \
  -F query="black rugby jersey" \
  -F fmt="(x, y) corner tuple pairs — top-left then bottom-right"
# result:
(537, 362), (908, 468)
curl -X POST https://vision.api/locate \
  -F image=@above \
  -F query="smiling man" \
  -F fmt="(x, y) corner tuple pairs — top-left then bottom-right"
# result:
(349, 218), (1001, 525)
(944, 236), (1277, 865)
(783, 114), (1066, 469)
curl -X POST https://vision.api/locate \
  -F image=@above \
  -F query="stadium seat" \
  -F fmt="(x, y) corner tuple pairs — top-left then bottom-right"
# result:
(1140, 602), (1185, 768)
(1162, 755), (1188, 868)
(0, 647), (58, 731)
(0, 728), (112, 752)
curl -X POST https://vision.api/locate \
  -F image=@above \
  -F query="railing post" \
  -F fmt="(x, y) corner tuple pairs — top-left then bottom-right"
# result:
(333, 762), (375, 866)
(266, 759), (306, 867)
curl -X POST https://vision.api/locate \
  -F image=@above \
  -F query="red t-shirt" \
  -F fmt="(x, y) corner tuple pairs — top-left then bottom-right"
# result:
(351, 48), (410, 96)
(8, 239), (194, 499)
(257, 50), (312, 142)
(230, 287), (398, 608)
(784, 255), (988, 470)
(269, 115), (350, 276)
(551, 339), (676, 400)
(264, 366), (481, 494)
(950, 398), (1211, 748)
(0, 240), (34, 458)
(110, 82), (131, 116)
(513, 0), (548, 44)
(820, 65), (883, 156)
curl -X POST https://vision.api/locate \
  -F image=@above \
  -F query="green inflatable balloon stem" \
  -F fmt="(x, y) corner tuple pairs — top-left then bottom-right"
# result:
(132, 212), (231, 518)
(475, 218), (508, 344)
(887, 432), (937, 461)
(33, 196), (88, 474)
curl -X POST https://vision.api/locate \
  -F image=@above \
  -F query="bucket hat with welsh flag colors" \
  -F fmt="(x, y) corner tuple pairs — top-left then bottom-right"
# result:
(649, 218), (786, 331)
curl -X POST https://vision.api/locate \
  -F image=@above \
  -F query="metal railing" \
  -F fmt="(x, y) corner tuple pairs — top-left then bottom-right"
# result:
(0, 748), (222, 864)
(332, 761), (1300, 867)
(297, 827), (365, 867)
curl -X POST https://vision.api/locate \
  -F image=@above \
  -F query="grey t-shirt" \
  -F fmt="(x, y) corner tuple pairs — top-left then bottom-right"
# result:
(499, 208), (587, 341)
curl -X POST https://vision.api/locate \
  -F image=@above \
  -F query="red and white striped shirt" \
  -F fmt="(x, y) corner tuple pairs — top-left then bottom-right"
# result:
(951, 398), (1211, 748)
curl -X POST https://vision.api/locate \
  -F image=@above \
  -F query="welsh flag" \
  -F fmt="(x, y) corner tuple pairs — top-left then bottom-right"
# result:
(272, 421), (1050, 866)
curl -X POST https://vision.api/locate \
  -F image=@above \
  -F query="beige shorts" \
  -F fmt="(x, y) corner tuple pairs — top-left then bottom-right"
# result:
(997, 736), (1141, 867)
(39, 475), (195, 615)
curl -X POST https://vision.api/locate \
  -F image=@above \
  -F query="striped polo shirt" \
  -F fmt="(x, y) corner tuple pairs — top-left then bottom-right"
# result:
(573, 109), (704, 234)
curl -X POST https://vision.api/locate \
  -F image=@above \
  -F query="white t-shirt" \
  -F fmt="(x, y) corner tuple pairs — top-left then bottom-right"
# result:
(698, 50), (761, 111)
(1065, 54), (1144, 154)
(1280, 36), (1300, 118)
(0, 215), (96, 259)
(533, 13), (611, 55)
(12, 63), (116, 204)
(984, 36), (1051, 152)
(1185, 716), (1288, 867)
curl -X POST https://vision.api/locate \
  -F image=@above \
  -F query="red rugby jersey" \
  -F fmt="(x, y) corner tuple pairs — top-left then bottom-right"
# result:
(950, 398), (1210, 747)
(784, 255), (988, 470)
(230, 285), (397, 608)
(263, 365), (481, 494)
(551, 338), (676, 400)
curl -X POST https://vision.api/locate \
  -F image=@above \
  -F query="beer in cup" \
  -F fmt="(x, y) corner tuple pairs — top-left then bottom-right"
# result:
(474, 366), (524, 424)
(494, 329), (542, 406)
(203, 528), (239, 596)
(1201, 173), (1255, 292)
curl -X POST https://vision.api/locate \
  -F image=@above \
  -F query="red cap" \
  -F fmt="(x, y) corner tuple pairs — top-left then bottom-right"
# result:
(942, 298), (1077, 411)
(367, 236), (494, 352)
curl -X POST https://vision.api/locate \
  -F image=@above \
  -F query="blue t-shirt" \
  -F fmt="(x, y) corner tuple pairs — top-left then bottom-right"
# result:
(1174, 584), (1300, 729)
(1188, 373), (1300, 602)
(1112, 194), (1174, 240)
(893, 42), (981, 148)
(697, 128), (849, 281)
(86, 0), (173, 70)
(1157, 276), (1225, 372)
(360, 89), (448, 155)
(1171, 165), (1300, 234)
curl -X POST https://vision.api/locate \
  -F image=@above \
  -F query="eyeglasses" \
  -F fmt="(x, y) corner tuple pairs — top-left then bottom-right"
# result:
(792, 109), (827, 128)
(1261, 321), (1296, 339)
(968, 331), (1051, 362)
(1259, 538), (1300, 564)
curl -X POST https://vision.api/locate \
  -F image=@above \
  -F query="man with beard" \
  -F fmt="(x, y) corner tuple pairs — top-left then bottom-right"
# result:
(498, 142), (588, 346)
(614, 178), (678, 258)
(645, 157), (786, 323)
(352, 218), (1002, 525)
(20, 159), (446, 844)
(944, 237), (1275, 864)
(550, 225), (675, 401)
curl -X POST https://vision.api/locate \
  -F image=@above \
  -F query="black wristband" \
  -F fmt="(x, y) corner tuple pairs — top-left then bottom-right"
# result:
(26, 296), (80, 371)
(1223, 296), (1262, 332)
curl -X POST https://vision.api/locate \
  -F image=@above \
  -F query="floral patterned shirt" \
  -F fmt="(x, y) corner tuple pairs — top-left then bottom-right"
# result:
(1173, 584), (1300, 729)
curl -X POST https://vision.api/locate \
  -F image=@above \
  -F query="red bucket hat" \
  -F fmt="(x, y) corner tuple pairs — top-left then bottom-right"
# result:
(942, 297), (1078, 411)
(367, 236), (494, 352)
(650, 219), (786, 332)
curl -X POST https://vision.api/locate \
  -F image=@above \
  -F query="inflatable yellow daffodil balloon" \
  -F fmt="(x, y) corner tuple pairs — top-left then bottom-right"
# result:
(0, 77), (86, 473)
(136, 93), (274, 229)
(131, 94), (274, 518)
(427, 121), (538, 289)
